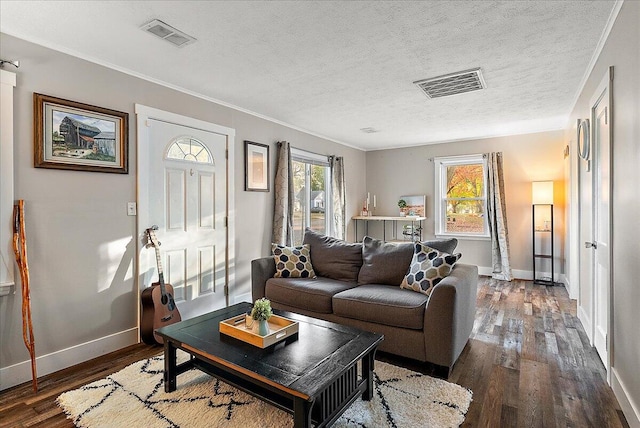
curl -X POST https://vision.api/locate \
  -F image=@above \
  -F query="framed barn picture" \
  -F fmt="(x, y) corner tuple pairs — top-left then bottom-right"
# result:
(34, 93), (128, 173)
(244, 140), (270, 191)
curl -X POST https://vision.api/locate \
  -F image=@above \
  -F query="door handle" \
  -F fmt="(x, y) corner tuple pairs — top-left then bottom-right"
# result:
(585, 241), (597, 249)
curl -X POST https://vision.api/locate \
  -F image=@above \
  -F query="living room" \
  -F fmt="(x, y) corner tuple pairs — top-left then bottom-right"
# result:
(0, 1), (638, 427)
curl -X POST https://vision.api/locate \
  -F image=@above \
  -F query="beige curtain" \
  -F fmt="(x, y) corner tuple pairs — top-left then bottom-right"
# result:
(272, 141), (294, 246)
(330, 156), (346, 239)
(486, 152), (513, 281)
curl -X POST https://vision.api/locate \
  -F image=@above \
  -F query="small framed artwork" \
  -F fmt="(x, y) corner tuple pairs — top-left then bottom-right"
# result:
(244, 140), (270, 191)
(34, 93), (128, 173)
(399, 195), (426, 217)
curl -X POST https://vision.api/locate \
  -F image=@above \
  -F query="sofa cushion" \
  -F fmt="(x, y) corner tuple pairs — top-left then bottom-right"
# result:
(358, 236), (459, 285)
(266, 277), (358, 314)
(332, 284), (429, 330)
(272, 243), (316, 278)
(400, 243), (462, 296)
(302, 228), (362, 283)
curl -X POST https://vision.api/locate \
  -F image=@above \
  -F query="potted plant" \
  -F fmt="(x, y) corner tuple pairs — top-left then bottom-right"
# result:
(398, 199), (407, 216)
(251, 298), (273, 336)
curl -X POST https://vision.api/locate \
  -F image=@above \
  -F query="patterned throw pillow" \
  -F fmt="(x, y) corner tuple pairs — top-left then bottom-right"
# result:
(272, 243), (316, 278)
(400, 243), (462, 296)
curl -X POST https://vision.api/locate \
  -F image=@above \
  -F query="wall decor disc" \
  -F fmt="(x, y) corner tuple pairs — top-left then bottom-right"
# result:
(577, 118), (590, 160)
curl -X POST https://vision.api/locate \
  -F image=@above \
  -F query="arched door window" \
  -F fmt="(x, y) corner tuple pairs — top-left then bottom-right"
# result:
(166, 136), (213, 164)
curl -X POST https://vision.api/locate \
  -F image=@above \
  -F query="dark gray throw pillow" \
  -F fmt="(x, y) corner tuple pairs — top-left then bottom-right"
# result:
(302, 228), (363, 283)
(358, 236), (458, 285)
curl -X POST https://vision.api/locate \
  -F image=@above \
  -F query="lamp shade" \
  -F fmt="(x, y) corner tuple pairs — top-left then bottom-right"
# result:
(532, 181), (554, 205)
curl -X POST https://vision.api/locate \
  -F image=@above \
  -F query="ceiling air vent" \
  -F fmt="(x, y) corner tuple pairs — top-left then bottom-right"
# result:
(414, 68), (486, 99)
(140, 19), (196, 48)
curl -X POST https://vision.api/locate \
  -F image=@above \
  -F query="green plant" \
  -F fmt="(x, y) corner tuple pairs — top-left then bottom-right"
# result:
(251, 298), (273, 321)
(397, 199), (407, 209)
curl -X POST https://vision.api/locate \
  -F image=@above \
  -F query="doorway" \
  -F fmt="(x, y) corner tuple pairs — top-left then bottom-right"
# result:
(135, 105), (235, 323)
(589, 67), (613, 378)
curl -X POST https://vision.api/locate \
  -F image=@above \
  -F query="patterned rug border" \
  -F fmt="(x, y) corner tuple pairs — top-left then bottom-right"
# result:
(57, 353), (472, 428)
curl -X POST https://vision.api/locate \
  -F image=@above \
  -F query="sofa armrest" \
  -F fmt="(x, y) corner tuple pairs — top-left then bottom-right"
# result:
(251, 256), (276, 301)
(423, 263), (478, 370)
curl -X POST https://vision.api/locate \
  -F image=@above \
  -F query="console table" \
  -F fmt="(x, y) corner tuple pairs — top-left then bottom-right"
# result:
(352, 215), (426, 242)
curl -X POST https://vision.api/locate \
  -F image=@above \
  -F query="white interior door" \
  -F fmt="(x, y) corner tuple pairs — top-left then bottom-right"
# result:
(145, 119), (228, 320)
(136, 105), (235, 335)
(578, 128), (593, 341)
(591, 69), (612, 376)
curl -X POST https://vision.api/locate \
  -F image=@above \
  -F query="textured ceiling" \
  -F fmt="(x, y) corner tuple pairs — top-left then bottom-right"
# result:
(0, 1), (618, 150)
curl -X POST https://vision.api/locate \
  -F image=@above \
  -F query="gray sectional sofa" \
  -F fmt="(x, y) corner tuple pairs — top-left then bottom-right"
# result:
(251, 228), (478, 373)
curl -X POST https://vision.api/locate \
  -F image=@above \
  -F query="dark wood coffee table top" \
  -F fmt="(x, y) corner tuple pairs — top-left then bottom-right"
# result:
(156, 302), (383, 399)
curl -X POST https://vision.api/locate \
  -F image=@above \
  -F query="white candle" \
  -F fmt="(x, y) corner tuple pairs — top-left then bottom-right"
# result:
(373, 195), (376, 208)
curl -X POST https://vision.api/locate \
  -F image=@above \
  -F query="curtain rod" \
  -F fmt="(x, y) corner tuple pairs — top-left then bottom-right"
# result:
(428, 153), (495, 162)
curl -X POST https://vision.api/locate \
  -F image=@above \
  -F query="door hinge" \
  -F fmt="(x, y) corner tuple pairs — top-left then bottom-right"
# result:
(224, 216), (228, 227)
(605, 107), (608, 125)
(226, 149), (229, 160)
(224, 284), (229, 297)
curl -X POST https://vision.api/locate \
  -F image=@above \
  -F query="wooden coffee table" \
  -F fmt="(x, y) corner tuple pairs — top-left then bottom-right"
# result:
(155, 303), (383, 428)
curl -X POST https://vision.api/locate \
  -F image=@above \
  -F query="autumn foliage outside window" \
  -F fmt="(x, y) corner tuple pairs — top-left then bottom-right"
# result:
(435, 155), (488, 236)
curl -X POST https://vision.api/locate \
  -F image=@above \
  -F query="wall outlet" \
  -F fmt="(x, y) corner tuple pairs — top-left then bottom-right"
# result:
(127, 202), (137, 216)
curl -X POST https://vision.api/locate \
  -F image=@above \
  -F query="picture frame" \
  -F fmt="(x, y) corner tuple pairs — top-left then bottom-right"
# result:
(244, 140), (270, 191)
(34, 93), (128, 174)
(399, 195), (426, 217)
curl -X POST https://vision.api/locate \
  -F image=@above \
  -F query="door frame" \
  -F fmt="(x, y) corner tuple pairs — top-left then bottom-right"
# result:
(134, 104), (235, 337)
(588, 67), (613, 380)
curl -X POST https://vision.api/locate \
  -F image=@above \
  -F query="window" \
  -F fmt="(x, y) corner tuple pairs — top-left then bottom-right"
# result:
(0, 70), (16, 293)
(434, 154), (488, 237)
(166, 136), (213, 164)
(291, 148), (332, 245)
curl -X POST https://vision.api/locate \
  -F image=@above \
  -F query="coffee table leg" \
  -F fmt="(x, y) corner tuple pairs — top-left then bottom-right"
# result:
(164, 340), (177, 392)
(362, 350), (375, 401)
(293, 397), (312, 428)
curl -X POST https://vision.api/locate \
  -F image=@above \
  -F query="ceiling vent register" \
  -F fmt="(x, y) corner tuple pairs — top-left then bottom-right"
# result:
(140, 19), (196, 48)
(414, 68), (486, 98)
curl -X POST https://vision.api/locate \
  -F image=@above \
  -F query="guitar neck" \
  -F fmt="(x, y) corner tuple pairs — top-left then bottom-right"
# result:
(154, 247), (167, 295)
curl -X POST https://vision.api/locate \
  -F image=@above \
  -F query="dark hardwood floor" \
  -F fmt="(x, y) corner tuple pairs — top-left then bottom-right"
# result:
(0, 278), (629, 427)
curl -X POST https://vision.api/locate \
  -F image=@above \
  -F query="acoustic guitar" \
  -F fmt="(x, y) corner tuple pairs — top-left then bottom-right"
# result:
(140, 226), (182, 345)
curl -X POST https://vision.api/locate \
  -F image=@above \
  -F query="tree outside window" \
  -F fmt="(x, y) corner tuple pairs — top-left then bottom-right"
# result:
(435, 155), (488, 237)
(292, 151), (331, 244)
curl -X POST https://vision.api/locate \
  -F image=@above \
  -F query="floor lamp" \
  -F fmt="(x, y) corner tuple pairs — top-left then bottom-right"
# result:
(532, 181), (556, 286)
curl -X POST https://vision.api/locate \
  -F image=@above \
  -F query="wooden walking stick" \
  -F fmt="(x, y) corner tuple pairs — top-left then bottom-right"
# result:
(13, 200), (37, 392)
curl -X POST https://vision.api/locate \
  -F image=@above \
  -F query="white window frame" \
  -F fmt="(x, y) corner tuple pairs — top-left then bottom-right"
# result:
(434, 154), (490, 239)
(291, 148), (333, 238)
(166, 136), (213, 164)
(0, 70), (16, 296)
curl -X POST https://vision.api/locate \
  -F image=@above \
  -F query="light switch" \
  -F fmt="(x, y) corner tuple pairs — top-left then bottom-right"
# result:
(127, 202), (137, 216)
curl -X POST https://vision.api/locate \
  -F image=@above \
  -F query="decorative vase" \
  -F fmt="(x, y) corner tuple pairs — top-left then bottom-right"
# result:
(258, 319), (269, 336)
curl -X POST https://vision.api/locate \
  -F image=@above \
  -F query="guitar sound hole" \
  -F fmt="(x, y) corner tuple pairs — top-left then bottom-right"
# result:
(161, 294), (168, 305)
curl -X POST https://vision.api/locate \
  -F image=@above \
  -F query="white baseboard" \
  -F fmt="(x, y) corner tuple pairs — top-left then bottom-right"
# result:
(612, 367), (640, 428)
(478, 267), (566, 285)
(0, 328), (138, 391)
(562, 274), (579, 300)
(577, 305), (593, 345)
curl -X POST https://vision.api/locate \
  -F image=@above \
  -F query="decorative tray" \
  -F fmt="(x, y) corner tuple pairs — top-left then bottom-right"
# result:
(219, 314), (299, 348)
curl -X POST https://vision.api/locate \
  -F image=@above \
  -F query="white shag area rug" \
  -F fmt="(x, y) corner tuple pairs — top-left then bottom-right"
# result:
(57, 354), (472, 428)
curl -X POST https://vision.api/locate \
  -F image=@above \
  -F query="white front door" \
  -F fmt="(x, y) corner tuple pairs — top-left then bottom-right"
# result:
(136, 105), (235, 324)
(590, 69), (612, 376)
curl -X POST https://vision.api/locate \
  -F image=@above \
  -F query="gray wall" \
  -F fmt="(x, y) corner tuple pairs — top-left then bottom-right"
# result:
(0, 34), (366, 378)
(565, 0), (640, 423)
(365, 131), (565, 276)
